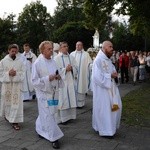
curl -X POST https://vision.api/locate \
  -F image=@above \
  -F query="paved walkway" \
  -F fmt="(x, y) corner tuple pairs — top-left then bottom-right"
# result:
(0, 83), (149, 150)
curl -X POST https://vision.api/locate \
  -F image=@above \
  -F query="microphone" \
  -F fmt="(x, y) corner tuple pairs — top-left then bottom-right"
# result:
(56, 70), (59, 75)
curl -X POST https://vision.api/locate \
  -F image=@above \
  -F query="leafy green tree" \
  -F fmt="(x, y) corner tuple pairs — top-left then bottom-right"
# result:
(116, 0), (150, 38)
(53, 22), (94, 52)
(112, 21), (144, 51)
(53, 0), (85, 30)
(82, 0), (150, 50)
(52, 0), (94, 50)
(83, 0), (115, 30)
(17, 1), (53, 53)
(0, 14), (17, 55)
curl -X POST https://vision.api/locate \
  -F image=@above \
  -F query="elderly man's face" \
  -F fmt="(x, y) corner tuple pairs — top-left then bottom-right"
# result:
(43, 43), (53, 59)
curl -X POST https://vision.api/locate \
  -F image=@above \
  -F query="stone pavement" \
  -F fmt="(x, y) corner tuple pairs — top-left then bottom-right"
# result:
(0, 83), (149, 150)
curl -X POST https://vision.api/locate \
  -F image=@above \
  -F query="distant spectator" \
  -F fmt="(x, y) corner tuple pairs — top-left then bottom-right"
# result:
(119, 51), (129, 83)
(138, 52), (146, 81)
(129, 51), (139, 85)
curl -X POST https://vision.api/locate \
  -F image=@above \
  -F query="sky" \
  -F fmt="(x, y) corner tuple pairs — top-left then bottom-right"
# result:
(0, 0), (129, 23)
(0, 0), (58, 19)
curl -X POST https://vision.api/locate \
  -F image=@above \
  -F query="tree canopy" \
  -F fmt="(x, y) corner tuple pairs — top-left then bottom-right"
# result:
(0, 0), (149, 56)
(17, 1), (53, 53)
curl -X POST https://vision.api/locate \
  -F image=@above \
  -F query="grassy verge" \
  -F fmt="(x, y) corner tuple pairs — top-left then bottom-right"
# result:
(122, 82), (150, 127)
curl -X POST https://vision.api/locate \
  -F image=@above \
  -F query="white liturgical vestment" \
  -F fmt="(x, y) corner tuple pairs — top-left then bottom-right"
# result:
(54, 53), (77, 123)
(92, 50), (122, 136)
(31, 54), (64, 142)
(0, 55), (25, 123)
(70, 49), (92, 107)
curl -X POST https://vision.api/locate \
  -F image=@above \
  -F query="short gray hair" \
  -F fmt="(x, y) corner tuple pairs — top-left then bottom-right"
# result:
(39, 41), (53, 53)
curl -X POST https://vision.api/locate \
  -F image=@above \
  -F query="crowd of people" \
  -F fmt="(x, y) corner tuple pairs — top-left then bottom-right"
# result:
(0, 40), (148, 149)
(111, 50), (150, 85)
(0, 41), (93, 149)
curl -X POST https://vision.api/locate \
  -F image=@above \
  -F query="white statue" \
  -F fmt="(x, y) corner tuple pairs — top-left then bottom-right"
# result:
(93, 30), (99, 48)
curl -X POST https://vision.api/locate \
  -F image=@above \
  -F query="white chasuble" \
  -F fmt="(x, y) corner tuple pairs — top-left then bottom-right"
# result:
(31, 54), (64, 142)
(92, 50), (122, 136)
(70, 50), (92, 107)
(54, 53), (77, 123)
(70, 50), (92, 93)
(0, 55), (25, 123)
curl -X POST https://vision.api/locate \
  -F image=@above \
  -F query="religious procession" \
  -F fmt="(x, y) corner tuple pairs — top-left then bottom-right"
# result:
(0, 38), (149, 149)
(0, 40), (120, 148)
(0, 0), (150, 150)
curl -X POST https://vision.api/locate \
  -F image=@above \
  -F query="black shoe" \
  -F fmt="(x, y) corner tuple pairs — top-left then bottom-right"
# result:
(38, 134), (44, 139)
(60, 122), (68, 125)
(32, 94), (36, 100)
(101, 136), (114, 139)
(52, 140), (60, 149)
(77, 106), (84, 109)
(23, 100), (30, 102)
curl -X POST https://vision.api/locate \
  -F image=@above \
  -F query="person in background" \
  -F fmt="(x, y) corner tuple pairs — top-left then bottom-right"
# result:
(138, 52), (146, 82)
(70, 41), (92, 108)
(22, 43), (37, 101)
(129, 51), (139, 85)
(146, 52), (150, 78)
(54, 41), (77, 124)
(53, 43), (60, 54)
(119, 51), (129, 84)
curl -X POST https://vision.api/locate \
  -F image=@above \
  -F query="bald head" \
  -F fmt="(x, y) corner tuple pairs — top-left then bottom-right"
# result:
(102, 41), (113, 58)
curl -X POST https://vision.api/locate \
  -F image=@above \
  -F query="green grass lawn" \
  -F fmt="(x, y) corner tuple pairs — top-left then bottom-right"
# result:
(122, 82), (150, 127)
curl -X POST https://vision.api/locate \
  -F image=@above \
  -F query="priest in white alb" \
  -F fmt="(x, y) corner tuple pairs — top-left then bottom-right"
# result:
(92, 41), (122, 139)
(70, 41), (92, 108)
(0, 44), (25, 130)
(31, 41), (64, 149)
(54, 41), (77, 124)
(22, 43), (37, 101)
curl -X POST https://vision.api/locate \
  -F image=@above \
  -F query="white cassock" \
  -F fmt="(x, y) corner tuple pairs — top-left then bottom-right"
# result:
(70, 49), (92, 107)
(31, 54), (64, 142)
(0, 55), (25, 123)
(92, 50), (122, 136)
(16, 53), (29, 101)
(22, 50), (37, 100)
(54, 53), (77, 123)
(88, 62), (93, 91)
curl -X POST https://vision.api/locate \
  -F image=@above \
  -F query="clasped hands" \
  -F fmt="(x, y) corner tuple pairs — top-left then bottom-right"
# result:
(49, 74), (61, 81)
(66, 64), (72, 72)
(9, 69), (16, 77)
